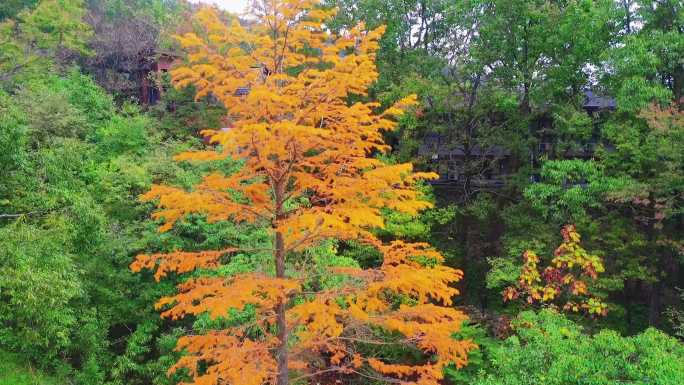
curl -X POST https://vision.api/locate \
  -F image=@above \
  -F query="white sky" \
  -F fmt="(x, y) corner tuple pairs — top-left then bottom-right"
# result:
(190, 0), (250, 14)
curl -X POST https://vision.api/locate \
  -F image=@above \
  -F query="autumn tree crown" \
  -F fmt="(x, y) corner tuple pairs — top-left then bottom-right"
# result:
(132, 1), (476, 384)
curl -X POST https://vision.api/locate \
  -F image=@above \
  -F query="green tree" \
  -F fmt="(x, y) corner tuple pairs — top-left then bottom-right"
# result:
(0, 0), (38, 20)
(595, 0), (684, 325)
(0, 0), (92, 84)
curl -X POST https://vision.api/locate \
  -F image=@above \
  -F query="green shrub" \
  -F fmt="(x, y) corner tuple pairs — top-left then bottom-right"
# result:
(0, 90), (28, 203)
(464, 309), (684, 385)
(0, 350), (62, 385)
(0, 223), (82, 366)
(94, 105), (152, 157)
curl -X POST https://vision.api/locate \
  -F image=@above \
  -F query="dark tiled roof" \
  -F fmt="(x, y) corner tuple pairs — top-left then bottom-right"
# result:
(583, 91), (616, 110)
(419, 137), (510, 158)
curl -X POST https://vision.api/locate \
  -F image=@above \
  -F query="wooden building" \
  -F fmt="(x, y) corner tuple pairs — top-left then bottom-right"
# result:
(418, 134), (512, 189)
(420, 90), (616, 189)
(534, 90), (616, 160)
(139, 51), (178, 105)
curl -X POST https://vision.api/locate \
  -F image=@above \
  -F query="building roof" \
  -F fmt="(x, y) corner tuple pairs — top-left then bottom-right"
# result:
(419, 134), (511, 158)
(436, 144), (510, 157)
(583, 90), (616, 110)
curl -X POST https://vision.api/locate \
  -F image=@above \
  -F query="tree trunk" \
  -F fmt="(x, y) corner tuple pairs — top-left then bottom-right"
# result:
(520, 25), (531, 114)
(622, 0), (632, 34)
(646, 195), (662, 327)
(275, 230), (289, 385)
(274, 175), (289, 385)
(648, 281), (662, 326)
(672, 66), (684, 102)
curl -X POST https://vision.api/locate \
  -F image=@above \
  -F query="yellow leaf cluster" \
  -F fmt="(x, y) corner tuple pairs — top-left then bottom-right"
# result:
(503, 225), (608, 317)
(137, 241), (476, 385)
(282, 242), (474, 384)
(156, 274), (300, 320)
(170, 332), (277, 385)
(131, 248), (236, 281)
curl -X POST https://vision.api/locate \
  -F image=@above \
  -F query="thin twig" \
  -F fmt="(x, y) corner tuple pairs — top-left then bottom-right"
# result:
(0, 212), (38, 219)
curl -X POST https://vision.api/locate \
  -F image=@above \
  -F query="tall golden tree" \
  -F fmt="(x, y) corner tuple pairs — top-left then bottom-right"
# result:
(132, 1), (475, 384)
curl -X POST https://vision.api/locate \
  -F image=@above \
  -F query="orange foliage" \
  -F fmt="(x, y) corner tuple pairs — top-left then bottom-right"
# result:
(132, 1), (475, 384)
(171, 332), (278, 385)
(131, 248), (236, 281)
(503, 225), (608, 316)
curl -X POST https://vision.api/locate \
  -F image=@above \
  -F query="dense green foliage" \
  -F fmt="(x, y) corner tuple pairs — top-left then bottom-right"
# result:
(0, 350), (63, 385)
(468, 310), (684, 385)
(0, 0), (682, 384)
